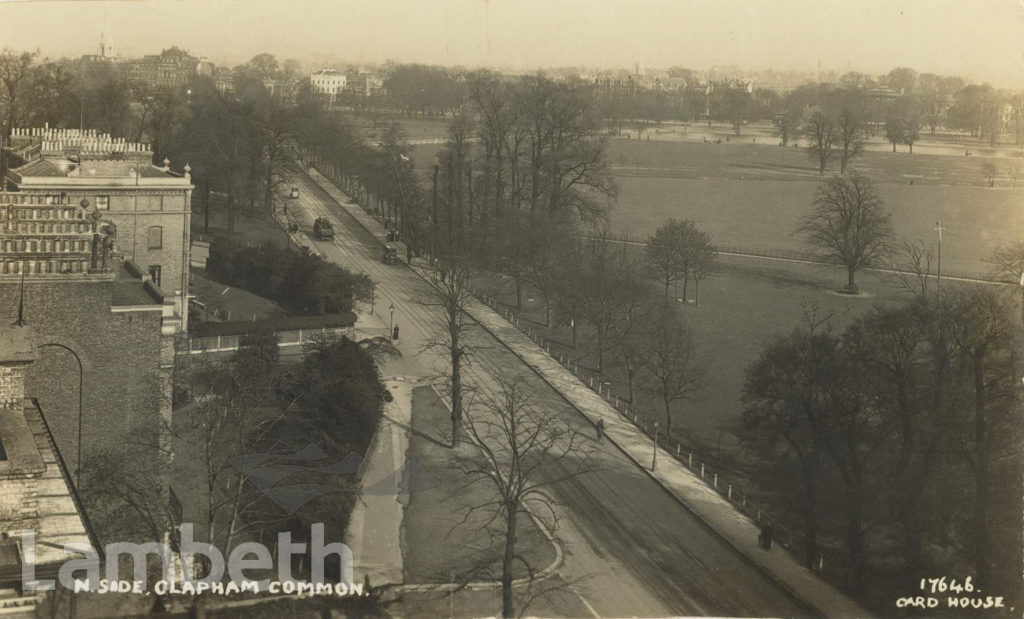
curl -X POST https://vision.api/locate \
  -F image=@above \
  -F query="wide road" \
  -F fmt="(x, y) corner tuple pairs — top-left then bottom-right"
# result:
(287, 172), (814, 618)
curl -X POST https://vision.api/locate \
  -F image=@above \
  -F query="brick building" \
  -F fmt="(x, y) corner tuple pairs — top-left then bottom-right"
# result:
(126, 47), (200, 90)
(4, 126), (194, 332)
(0, 192), (178, 500)
(0, 324), (96, 612)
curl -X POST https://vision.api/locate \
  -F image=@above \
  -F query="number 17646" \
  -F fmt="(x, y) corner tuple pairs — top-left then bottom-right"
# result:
(921, 577), (974, 594)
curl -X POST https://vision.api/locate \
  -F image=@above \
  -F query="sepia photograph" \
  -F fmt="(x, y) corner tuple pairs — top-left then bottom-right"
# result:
(0, 0), (1021, 617)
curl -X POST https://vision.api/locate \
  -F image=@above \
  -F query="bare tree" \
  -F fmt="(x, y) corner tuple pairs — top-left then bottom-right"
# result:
(645, 219), (686, 303)
(0, 49), (37, 186)
(981, 161), (998, 187)
(642, 308), (707, 440)
(835, 107), (864, 174)
(803, 108), (837, 175)
(799, 173), (894, 293)
(457, 375), (589, 618)
(892, 238), (935, 299)
(421, 264), (475, 446)
(986, 241), (1024, 324)
(578, 227), (645, 373)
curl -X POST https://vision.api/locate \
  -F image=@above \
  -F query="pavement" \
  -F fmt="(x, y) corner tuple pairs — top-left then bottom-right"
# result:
(343, 377), (413, 588)
(300, 167), (871, 617)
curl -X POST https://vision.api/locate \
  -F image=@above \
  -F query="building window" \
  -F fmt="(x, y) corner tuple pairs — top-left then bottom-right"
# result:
(96, 196), (110, 210)
(148, 265), (161, 287)
(147, 226), (163, 249)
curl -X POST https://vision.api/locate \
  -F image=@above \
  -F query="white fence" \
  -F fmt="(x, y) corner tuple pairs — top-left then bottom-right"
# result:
(187, 326), (353, 354)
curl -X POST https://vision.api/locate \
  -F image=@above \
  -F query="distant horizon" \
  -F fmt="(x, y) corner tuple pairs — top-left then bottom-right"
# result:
(2, 0), (1023, 89)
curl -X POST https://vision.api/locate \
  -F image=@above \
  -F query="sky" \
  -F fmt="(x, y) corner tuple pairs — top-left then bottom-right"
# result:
(1, 0), (1023, 87)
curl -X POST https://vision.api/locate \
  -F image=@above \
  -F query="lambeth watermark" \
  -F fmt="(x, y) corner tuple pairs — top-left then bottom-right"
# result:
(21, 523), (364, 596)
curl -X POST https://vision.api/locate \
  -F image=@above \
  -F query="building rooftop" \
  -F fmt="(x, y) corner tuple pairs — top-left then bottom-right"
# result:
(112, 261), (165, 307)
(5, 127), (188, 185)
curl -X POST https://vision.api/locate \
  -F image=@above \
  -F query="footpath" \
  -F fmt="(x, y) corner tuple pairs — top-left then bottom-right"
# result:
(343, 376), (412, 588)
(307, 168), (871, 618)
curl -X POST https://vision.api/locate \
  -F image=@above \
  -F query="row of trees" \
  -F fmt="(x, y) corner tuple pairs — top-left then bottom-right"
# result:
(742, 288), (1022, 608)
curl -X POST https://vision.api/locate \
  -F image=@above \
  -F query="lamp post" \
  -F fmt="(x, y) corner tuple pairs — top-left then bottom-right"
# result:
(38, 343), (83, 490)
(934, 221), (944, 296)
(389, 303), (395, 339)
(652, 421), (659, 471)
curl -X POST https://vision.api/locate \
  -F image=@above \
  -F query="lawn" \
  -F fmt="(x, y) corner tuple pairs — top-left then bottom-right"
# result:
(609, 175), (1024, 275)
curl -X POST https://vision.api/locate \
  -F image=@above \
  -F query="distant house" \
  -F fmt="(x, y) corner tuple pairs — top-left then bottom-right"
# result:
(310, 69), (347, 102)
(127, 47), (201, 90)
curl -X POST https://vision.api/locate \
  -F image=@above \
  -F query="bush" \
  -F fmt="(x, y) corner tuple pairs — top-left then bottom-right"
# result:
(207, 238), (373, 315)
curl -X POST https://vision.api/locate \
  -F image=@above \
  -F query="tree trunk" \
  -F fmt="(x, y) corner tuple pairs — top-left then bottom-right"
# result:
(502, 507), (516, 618)
(846, 265), (857, 292)
(202, 181), (211, 232)
(972, 350), (992, 587)
(800, 461), (820, 569)
(662, 394), (672, 440)
(682, 270), (689, 302)
(847, 484), (866, 595)
(450, 347), (462, 447)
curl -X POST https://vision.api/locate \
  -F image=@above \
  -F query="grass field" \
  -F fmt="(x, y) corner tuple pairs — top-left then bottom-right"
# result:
(610, 175), (1024, 275)
(410, 132), (1024, 275)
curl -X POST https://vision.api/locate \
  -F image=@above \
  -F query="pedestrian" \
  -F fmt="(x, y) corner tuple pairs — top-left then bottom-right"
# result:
(596, 418), (605, 441)
(758, 523), (774, 550)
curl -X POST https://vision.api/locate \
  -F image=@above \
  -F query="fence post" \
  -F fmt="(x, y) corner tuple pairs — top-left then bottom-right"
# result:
(700, 463), (704, 478)
(589, 376), (593, 387)
(676, 444), (680, 457)
(688, 453), (692, 468)
(713, 473), (718, 489)
(757, 510), (761, 522)
(298, 328), (303, 342)
(728, 485), (732, 500)
(633, 413), (638, 423)
(216, 335), (222, 350)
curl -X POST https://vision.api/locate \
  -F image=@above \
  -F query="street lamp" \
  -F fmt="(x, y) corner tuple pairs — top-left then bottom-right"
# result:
(652, 421), (659, 471)
(38, 343), (83, 490)
(389, 303), (395, 339)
